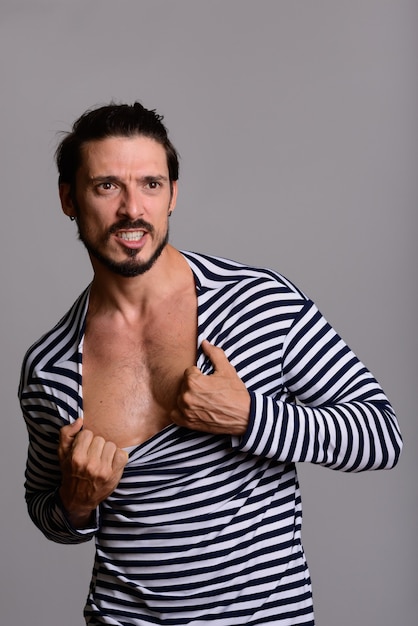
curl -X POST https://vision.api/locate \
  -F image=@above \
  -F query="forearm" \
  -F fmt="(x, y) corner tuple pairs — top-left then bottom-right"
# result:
(231, 299), (402, 471)
(24, 420), (98, 542)
(58, 484), (98, 530)
(233, 392), (402, 471)
(26, 485), (98, 544)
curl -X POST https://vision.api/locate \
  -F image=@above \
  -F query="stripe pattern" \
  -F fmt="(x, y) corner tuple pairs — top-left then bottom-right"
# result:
(19, 251), (402, 625)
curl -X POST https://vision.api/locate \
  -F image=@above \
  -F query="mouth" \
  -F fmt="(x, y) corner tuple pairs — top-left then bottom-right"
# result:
(116, 230), (146, 242)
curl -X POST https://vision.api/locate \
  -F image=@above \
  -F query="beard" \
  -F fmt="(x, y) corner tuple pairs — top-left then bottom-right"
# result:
(77, 217), (169, 278)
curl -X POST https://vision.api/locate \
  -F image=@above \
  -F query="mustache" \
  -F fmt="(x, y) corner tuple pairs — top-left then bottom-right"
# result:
(108, 219), (155, 235)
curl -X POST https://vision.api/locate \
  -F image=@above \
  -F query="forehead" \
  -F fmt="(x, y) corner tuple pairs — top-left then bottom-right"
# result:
(79, 135), (169, 177)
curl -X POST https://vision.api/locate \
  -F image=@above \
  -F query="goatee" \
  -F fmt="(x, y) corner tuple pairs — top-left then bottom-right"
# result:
(77, 218), (169, 278)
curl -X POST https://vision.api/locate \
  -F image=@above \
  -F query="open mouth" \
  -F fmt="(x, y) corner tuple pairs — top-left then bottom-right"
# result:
(116, 230), (146, 242)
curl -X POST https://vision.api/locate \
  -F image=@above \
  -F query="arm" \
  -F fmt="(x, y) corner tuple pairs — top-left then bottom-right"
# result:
(22, 402), (128, 543)
(237, 301), (402, 471)
(58, 419), (129, 528)
(22, 404), (98, 544)
(172, 301), (402, 472)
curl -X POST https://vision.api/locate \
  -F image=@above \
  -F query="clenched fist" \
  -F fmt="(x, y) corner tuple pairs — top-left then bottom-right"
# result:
(170, 340), (250, 435)
(58, 418), (129, 528)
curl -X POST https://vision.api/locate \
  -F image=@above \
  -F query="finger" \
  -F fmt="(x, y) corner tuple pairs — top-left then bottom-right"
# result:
(84, 434), (107, 460)
(182, 364), (203, 385)
(201, 340), (233, 374)
(113, 447), (130, 471)
(170, 407), (186, 427)
(59, 417), (84, 456)
(99, 440), (129, 469)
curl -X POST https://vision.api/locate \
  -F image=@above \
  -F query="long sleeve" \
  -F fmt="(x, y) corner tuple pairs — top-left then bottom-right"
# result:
(234, 300), (402, 471)
(22, 398), (98, 543)
(19, 288), (97, 543)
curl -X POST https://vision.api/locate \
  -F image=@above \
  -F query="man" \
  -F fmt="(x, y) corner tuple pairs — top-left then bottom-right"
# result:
(19, 102), (402, 626)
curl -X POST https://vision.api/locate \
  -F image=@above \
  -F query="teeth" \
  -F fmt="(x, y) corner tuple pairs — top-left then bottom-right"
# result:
(118, 231), (145, 241)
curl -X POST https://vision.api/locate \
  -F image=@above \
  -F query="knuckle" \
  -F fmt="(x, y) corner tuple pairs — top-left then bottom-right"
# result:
(185, 366), (199, 379)
(93, 434), (106, 447)
(78, 429), (93, 446)
(95, 467), (111, 482)
(103, 440), (117, 453)
(71, 447), (87, 469)
(180, 390), (193, 410)
(115, 449), (129, 467)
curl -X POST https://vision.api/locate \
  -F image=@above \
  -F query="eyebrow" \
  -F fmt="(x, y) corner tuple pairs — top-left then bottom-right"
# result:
(88, 174), (169, 185)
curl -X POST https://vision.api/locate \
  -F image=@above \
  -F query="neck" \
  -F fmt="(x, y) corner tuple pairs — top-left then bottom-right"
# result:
(88, 246), (191, 318)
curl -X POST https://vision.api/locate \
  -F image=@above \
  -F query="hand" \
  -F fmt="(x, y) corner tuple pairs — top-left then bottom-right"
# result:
(171, 340), (250, 436)
(58, 418), (129, 528)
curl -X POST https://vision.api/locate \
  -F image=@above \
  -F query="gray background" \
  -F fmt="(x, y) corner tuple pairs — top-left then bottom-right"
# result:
(1, 1), (416, 624)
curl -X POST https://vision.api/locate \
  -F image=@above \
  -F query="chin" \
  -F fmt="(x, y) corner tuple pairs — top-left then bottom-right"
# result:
(87, 236), (169, 278)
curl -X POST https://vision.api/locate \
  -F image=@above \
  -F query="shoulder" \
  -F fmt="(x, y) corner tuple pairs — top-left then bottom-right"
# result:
(18, 288), (89, 393)
(181, 250), (308, 299)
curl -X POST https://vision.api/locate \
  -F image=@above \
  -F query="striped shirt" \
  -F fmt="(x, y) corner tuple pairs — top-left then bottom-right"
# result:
(19, 251), (402, 625)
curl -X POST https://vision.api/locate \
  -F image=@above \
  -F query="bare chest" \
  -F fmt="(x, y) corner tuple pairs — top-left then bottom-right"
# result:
(82, 304), (197, 448)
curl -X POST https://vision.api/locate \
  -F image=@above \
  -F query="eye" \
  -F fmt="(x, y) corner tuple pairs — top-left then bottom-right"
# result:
(93, 180), (118, 196)
(146, 180), (161, 190)
(98, 182), (115, 191)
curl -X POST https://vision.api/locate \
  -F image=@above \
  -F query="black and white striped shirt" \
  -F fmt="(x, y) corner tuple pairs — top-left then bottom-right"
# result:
(19, 251), (402, 625)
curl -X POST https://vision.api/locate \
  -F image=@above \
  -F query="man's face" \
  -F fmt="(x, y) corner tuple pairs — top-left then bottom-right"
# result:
(61, 135), (177, 277)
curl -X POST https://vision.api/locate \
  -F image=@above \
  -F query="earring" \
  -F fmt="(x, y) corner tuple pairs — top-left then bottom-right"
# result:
(168, 210), (172, 217)
(70, 216), (76, 221)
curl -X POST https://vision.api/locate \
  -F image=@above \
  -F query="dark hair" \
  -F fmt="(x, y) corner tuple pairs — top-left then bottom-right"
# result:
(55, 102), (179, 191)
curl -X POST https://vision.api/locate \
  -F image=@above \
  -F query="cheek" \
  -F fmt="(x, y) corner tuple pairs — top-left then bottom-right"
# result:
(80, 204), (111, 227)
(77, 212), (106, 239)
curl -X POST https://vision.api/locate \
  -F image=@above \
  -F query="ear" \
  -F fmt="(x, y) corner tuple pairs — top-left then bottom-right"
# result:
(169, 180), (178, 215)
(59, 183), (77, 218)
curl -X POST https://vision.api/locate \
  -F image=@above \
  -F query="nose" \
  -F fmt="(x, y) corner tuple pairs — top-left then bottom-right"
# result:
(117, 186), (144, 219)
